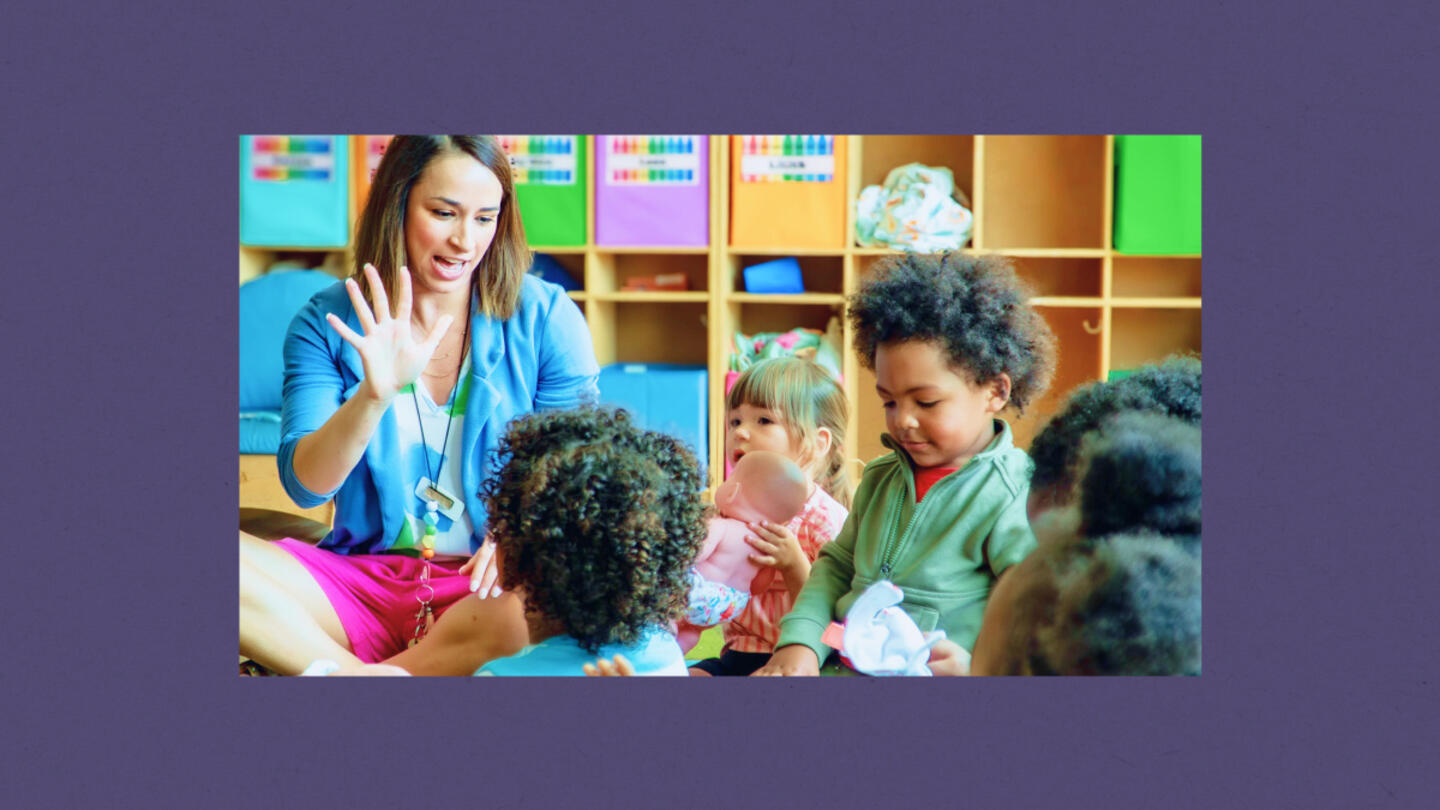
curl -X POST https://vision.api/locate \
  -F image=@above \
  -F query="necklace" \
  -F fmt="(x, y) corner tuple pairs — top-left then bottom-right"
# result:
(408, 309), (470, 647)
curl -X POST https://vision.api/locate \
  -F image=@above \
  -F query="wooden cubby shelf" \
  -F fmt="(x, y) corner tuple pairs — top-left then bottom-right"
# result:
(242, 135), (1201, 491)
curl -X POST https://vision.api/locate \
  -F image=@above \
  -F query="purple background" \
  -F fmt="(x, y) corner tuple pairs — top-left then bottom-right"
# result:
(4, 0), (1438, 806)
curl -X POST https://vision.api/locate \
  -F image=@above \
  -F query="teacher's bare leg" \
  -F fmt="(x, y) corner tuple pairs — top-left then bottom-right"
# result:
(382, 591), (529, 676)
(240, 531), (365, 674)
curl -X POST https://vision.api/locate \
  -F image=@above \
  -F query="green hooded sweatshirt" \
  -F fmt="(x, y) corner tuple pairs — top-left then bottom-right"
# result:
(775, 419), (1036, 660)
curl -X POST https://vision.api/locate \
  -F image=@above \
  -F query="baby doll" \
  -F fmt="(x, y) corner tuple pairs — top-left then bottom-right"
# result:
(676, 450), (809, 651)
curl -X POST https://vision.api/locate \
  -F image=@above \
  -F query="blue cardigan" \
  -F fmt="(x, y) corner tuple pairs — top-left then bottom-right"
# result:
(277, 274), (599, 555)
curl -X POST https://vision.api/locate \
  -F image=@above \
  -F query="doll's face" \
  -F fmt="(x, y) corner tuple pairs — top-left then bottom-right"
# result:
(715, 451), (808, 524)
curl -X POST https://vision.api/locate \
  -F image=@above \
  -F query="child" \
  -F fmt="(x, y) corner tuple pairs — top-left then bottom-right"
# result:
(472, 407), (707, 676)
(688, 357), (853, 676)
(1026, 354), (1200, 520)
(1072, 411), (1201, 549)
(759, 252), (1057, 676)
(948, 531), (1201, 676)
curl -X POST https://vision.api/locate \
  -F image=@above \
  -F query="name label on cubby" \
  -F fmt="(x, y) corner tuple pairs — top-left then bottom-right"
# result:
(739, 135), (835, 183)
(251, 136), (336, 182)
(498, 136), (578, 186)
(605, 135), (702, 185)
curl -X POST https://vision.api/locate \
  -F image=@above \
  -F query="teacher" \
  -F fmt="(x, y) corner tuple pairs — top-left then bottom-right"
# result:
(240, 135), (599, 675)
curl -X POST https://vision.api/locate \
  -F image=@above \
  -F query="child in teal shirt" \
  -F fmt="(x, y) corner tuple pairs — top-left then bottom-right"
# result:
(761, 252), (1058, 675)
(473, 407), (707, 676)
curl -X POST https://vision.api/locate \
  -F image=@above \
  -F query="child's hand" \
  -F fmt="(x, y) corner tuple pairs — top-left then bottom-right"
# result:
(458, 534), (503, 599)
(582, 655), (636, 677)
(746, 522), (810, 594)
(751, 644), (820, 676)
(926, 640), (972, 677)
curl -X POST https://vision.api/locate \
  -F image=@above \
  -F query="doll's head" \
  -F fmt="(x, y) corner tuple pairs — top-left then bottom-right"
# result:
(481, 407), (707, 653)
(726, 357), (852, 508)
(712, 450), (809, 525)
(1027, 354), (1201, 519)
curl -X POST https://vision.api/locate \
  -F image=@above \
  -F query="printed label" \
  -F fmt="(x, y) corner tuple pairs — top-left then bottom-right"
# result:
(498, 135), (578, 185)
(604, 135), (702, 185)
(739, 135), (835, 183)
(251, 136), (336, 182)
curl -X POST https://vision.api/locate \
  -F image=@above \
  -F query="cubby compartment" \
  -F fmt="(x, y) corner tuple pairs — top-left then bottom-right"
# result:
(585, 301), (709, 367)
(978, 135), (1106, 250)
(1008, 306), (1105, 452)
(530, 251), (585, 293)
(857, 134), (975, 205)
(1109, 308), (1202, 373)
(1112, 256), (1202, 299)
(1009, 256), (1103, 299)
(587, 251), (709, 295)
(727, 253), (844, 295)
(729, 301), (842, 340)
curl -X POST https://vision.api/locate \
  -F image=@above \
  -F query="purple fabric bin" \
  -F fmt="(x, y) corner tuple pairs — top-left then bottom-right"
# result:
(595, 135), (709, 246)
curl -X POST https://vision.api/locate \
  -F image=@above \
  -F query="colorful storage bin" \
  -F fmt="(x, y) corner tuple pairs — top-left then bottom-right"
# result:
(1113, 135), (1202, 254)
(595, 135), (709, 246)
(730, 135), (847, 249)
(240, 135), (350, 248)
(350, 135), (393, 215)
(499, 135), (587, 247)
(597, 363), (709, 474)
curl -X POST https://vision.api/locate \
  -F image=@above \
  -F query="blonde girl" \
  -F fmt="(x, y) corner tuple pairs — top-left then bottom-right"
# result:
(689, 357), (852, 676)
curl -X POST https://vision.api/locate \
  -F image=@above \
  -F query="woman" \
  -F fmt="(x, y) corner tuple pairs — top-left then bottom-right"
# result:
(240, 135), (599, 675)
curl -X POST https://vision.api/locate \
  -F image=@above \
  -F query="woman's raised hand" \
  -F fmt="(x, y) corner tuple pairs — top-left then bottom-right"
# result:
(325, 263), (454, 403)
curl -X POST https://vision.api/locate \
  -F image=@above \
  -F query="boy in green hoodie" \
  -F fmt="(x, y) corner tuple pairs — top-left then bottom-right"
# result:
(757, 252), (1057, 675)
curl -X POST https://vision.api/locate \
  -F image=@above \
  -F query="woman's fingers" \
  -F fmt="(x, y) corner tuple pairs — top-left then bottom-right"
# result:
(420, 314), (456, 357)
(395, 265), (413, 323)
(364, 263), (392, 322)
(467, 542), (493, 592)
(748, 552), (777, 567)
(345, 276), (376, 334)
(326, 312), (364, 348)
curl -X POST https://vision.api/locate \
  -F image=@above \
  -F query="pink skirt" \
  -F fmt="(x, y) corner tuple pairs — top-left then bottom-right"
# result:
(274, 539), (474, 663)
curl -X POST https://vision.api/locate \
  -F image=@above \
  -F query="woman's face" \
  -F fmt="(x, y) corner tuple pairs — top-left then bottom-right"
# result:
(404, 150), (504, 300)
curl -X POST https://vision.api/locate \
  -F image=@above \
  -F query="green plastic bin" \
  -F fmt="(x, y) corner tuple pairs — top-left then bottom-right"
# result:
(500, 135), (588, 247)
(1113, 135), (1201, 254)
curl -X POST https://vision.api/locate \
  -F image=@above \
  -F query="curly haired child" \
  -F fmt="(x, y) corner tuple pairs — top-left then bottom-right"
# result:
(950, 531), (1201, 676)
(472, 407), (708, 676)
(1026, 354), (1200, 519)
(687, 357), (852, 676)
(758, 252), (1057, 675)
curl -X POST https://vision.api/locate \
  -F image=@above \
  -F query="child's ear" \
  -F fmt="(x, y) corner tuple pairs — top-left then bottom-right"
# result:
(813, 426), (834, 460)
(987, 373), (1012, 413)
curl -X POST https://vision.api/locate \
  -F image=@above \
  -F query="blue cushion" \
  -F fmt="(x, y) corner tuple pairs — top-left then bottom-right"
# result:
(239, 269), (338, 412)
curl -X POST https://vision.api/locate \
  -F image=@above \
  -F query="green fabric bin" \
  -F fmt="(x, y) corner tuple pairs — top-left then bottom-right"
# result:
(499, 135), (588, 247)
(1113, 135), (1201, 254)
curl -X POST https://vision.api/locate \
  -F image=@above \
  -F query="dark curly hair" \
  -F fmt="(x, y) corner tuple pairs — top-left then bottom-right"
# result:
(1077, 412), (1201, 549)
(847, 252), (1057, 413)
(1028, 354), (1201, 508)
(480, 407), (707, 654)
(1001, 533), (1201, 676)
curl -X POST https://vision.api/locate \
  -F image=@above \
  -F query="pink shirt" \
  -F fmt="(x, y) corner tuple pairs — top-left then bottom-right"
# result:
(724, 486), (850, 654)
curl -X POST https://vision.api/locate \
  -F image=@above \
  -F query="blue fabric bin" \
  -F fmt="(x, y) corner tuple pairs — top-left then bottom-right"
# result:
(597, 363), (708, 475)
